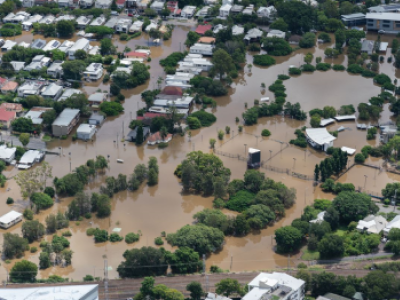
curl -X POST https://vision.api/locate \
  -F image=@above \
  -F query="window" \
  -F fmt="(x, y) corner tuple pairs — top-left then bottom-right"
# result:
(383, 24), (390, 28)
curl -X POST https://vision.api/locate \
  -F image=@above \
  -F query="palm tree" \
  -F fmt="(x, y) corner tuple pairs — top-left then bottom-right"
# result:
(160, 126), (168, 141)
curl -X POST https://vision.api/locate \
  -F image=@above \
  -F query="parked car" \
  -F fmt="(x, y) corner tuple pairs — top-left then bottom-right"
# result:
(111, 11), (119, 16)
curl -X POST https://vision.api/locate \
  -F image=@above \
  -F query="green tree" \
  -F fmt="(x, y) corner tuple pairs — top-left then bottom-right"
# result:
(215, 278), (244, 297)
(19, 133), (30, 146)
(30, 192), (53, 211)
(323, 206), (340, 230)
(74, 49), (87, 60)
(269, 18), (288, 32)
(186, 281), (204, 300)
(310, 115), (321, 128)
(299, 33), (316, 48)
(39, 251), (51, 269)
(245, 204), (275, 229)
(111, 0), (117, 10)
(211, 49), (235, 80)
(318, 234), (344, 258)
(136, 125), (144, 145)
(11, 117), (35, 133)
(22, 220), (45, 243)
(185, 31), (201, 47)
(165, 247), (202, 274)
(2, 233), (28, 259)
(100, 38), (113, 55)
(10, 260), (38, 283)
(304, 52), (313, 64)
(363, 270), (399, 300)
(332, 191), (378, 223)
(62, 60), (86, 80)
(276, 1), (313, 34)
(275, 226), (302, 253)
(335, 29), (346, 50)
(56, 20), (76, 37)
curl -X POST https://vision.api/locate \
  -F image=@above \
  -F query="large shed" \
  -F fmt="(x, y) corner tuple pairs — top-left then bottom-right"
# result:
(0, 210), (23, 229)
(305, 128), (336, 152)
(76, 124), (96, 140)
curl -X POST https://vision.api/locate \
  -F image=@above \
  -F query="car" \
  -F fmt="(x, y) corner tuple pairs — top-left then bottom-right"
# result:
(378, 30), (385, 34)
(111, 11), (119, 16)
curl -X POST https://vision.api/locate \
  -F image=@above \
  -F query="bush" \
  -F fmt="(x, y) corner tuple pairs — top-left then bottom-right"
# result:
(278, 74), (290, 80)
(226, 190), (254, 212)
(362, 69), (376, 78)
(297, 262), (307, 269)
(158, 142), (168, 149)
(30, 192), (53, 210)
(110, 233), (123, 242)
(84, 213), (92, 219)
(86, 228), (96, 236)
(302, 64), (316, 72)
(289, 67), (302, 75)
(347, 64), (364, 74)
(30, 247), (37, 253)
(83, 275), (95, 282)
(213, 198), (225, 208)
(190, 110), (217, 127)
(253, 55), (276, 66)
(23, 209), (34, 220)
(62, 231), (72, 237)
(261, 129), (271, 136)
(333, 64), (345, 71)
(6, 197), (14, 204)
(355, 153), (365, 164)
(44, 187), (55, 198)
(154, 237), (164, 245)
(94, 229), (109, 243)
(316, 63), (331, 71)
(125, 232), (140, 244)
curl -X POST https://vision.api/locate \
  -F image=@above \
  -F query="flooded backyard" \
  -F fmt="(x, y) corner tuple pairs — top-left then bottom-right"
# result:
(1, 27), (399, 281)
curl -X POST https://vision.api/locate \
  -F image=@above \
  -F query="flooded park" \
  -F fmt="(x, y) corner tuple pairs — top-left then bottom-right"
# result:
(1, 25), (400, 281)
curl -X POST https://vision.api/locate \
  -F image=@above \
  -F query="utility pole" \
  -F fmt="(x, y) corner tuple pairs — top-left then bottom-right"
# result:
(230, 256), (233, 271)
(104, 259), (109, 300)
(122, 121), (124, 138)
(287, 254), (290, 275)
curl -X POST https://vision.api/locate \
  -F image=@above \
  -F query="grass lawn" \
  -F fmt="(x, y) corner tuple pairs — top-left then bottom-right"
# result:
(301, 249), (320, 260)
(334, 229), (346, 236)
(42, 134), (53, 142)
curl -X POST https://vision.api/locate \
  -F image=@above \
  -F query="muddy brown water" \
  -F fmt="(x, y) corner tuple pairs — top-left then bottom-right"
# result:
(0, 28), (399, 281)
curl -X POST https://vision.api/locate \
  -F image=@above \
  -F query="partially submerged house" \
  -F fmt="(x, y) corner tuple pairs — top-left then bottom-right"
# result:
(127, 126), (150, 143)
(17, 150), (45, 169)
(88, 113), (105, 126)
(0, 211), (23, 229)
(41, 83), (63, 101)
(17, 81), (47, 97)
(43, 39), (61, 51)
(59, 88), (82, 102)
(47, 61), (64, 78)
(76, 124), (96, 140)
(88, 92), (106, 106)
(52, 108), (80, 136)
(189, 43), (214, 56)
(0, 145), (16, 164)
(83, 63), (104, 80)
(67, 38), (90, 60)
(148, 131), (173, 145)
(356, 215), (387, 234)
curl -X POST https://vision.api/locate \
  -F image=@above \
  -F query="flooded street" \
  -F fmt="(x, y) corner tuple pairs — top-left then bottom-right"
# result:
(1, 27), (400, 280)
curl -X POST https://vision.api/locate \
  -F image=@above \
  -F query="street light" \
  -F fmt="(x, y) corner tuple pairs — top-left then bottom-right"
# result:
(244, 144), (247, 156)
(364, 175), (368, 191)
(269, 150), (272, 160)
(293, 158), (296, 169)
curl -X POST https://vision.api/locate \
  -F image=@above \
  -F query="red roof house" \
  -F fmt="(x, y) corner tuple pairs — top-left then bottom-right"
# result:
(124, 51), (148, 58)
(195, 24), (212, 35)
(147, 131), (173, 145)
(0, 109), (16, 129)
(167, 1), (178, 8)
(0, 77), (7, 86)
(161, 86), (183, 96)
(116, 0), (126, 8)
(0, 103), (23, 113)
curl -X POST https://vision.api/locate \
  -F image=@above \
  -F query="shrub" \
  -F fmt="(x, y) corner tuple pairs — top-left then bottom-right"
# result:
(154, 237), (164, 245)
(110, 233), (123, 242)
(297, 262), (307, 269)
(347, 64), (364, 74)
(94, 229), (109, 243)
(302, 64), (316, 72)
(158, 142), (168, 149)
(84, 213), (92, 219)
(278, 74), (290, 80)
(86, 228), (96, 236)
(62, 231), (72, 237)
(6, 197), (14, 204)
(362, 69), (376, 78)
(44, 187), (55, 198)
(30, 247), (37, 253)
(226, 190), (254, 212)
(83, 275), (94, 281)
(190, 110), (217, 127)
(355, 153), (365, 164)
(333, 64), (345, 71)
(289, 67), (302, 75)
(125, 232), (140, 244)
(23, 209), (34, 220)
(316, 63), (331, 71)
(253, 54), (276, 66)
(213, 198), (225, 208)
(261, 129), (271, 136)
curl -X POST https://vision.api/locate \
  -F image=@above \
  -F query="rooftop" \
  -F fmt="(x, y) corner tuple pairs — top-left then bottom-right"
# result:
(42, 83), (63, 96)
(0, 210), (22, 224)
(19, 150), (42, 164)
(53, 108), (80, 127)
(306, 128), (336, 145)
(0, 145), (16, 160)
(77, 123), (96, 134)
(366, 12), (400, 21)
(0, 108), (16, 122)
(88, 92), (106, 102)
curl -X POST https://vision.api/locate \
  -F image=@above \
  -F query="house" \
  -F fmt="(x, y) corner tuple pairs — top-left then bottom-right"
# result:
(149, 106), (188, 117)
(83, 63), (104, 81)
(267, 29), (285, 39)
(88, 45), (100, 55)
(166, 72), (194, 86)
(80, 0), (94, 8)
(230, 4), (244, 14)
(232, 25), (244, 35)
(95, 0), (112, 9)
(38, 15), (55, 25)
(22, 0), (34, 7)
(76, 15), (93, 29)
(177, 62), (202, 75)
(18, 81), (46, 97)
(181, 5), (197, 18)
(116, 18), (133, 33)
(0, 285), (99, 299)
(1, 81), (18, 94)
(190, 43), (214, 56)
(204, 0), (217, 5)
(0, 109), (16, 128)
(145, 22), (158, 32)
(341, 13), (366, 26)
(116, 0), (126, 8)
(289, 35), (302, 45)
(384, 215), (400, 235)
(30, 38), (46, 50)
(257, 6), (276, 19)
(0, 211), (23, 229)
(76, 124), (96, 140)
(3, 12), (30, 24)
(196, 6), (211, 17)
(1, 40), (17, 52)
(366, 13), (400, 32)
(185, 57), (213, 71)
(148, 131), (173, 145)
(24, 55), (51, 71)
(205, 293), (231, 300)
(88, 113), (105, 125)
(195, 24), (212, 35)
(0, 145), (16, 164)
(317, 293), (351, 300)
(24, 107), (52, 125)
(0, 103), (23, 114)
(124, 51), (148, 58)
(361, 40), (374, 55)
(219, 4), (232, 17)
(310, 211), (326, 224)
(52, 108), (80, 137)
(127, 126), (150, 142)
(58, 0), (71, 7)
(58, 40), (75, 52)
(150, 1), (164, 13)
(305, 128), (336, 152)
(153, 95), (194, 109)
(67, 38), (90, 60)
(17, 150), (45, 169)
(243, 272), (305, 300)
(88, 92), (106, 106)
(90, 15), (106, 26)
(59, 88), (82, 102)
(104, 16), (118, 29)
(130, 20), (144, 33)
(19, 41), (30, 48)
(47, 61), (64, 78)
(213, 24), (227, 34)
(41, 83), (63, 101)
(10, 61), (25, 71)
(198, 37), (216, 44)
(158, 86), (183, 97)
(243, 5), (254, 15)
(356, 215), (387, 234)
(22, 14), (43, 30)
(55, 15), (76, 22)
(244, 28), (263, 43)
(137, 0), (151, 13)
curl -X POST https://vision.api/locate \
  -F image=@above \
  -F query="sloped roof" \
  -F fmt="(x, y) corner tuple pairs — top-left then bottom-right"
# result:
(195, 24), (212, 35)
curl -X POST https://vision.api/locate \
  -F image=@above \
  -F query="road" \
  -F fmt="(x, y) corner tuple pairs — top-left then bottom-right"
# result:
(4, 269), (375, 300)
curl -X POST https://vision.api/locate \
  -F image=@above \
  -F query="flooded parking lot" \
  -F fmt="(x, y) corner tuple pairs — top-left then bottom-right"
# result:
(1, 27), (399, 280)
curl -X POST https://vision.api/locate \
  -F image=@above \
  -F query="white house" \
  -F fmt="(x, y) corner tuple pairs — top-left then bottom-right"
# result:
(181, 5), (197, 18)
(30, 38), (46, 49)
(116, 18), (133, 33)
(205, 293), (231, 300)
(90, 15), (106, 26)
(305, 128), (336, 152)
(77, 124), (96, 140)
(59, 88), (82, 101)
(384, 215), (400, 236)
(10, 61), (25, 71)
(0, 210), (23, 229)
(17, 150), (45, 169)
(190, 43), (214, 56)
(0, 144), (16, 164)
(41, 83), (63, 101)
(267, 29), (285, 39)
(309, 211), (326, 224)
(150, 1), (164, 13)
(244, 28), (263, 43)
(0, 285), (98, 300)
(47, 61), (64, 78)
(95, 0), (112, 8)
(130, 20), (144, 32)
(356, 215), (387, 235)
(80, 0), (94, 8)
(219, 4), (232, 17)
(17, 81), (46, 97)
(1, 40), (17, 52)
(232, 25), (244, 35)
(22, 0), (34, 7)
(83, 63), (104, 80)
(145, 22), (158, 32)
(76, 15), (93, 28)
(257, 6), (276, 19)
(42, 39), (61, 51)
(243, 4), (254, 15)
(67, 38), (90, 60)
(22, 14), (43, 30)
(24, 55), (51, 71)
(243, 272), (305, 300)
(58, 40), (75, 52)
(196, 6), (211, 17)
(55, 15), (76, 22)
(38, 15), (55, 25)
(3, 12), (30, 24)
(213, 24), (227, 34)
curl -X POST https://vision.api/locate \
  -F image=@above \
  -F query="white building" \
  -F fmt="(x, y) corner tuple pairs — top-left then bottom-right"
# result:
(58, 40), (75, 52)
(309, 211), (326, 224)
(3, 11), (30, 24)
(305, 128), (336, 152)
(77, 124), (96, 140)
(59, 88), (82, 101)
(95, 0), (112, 8)
(0, 284), (98, 300)
(10, 61), (25, 71)
(145, 22), (158, 32)
(0, 210), (23, 229)
(166, 72), (194, 85)
(24, 55), (51, 71)
(22, 14), (43, 30)
(76, 15), (93, 28)
(116, 18), (133, 33)
(384, 215), (400, 236)
(232, 25), (244, 35)
(55, 15), (76, 22)
(42, 39), (61, 51)
(356, 215), (387, 235)
(0, 144), (16, 164)
(150, 0), (164, 13)
(1, 40), (17, 52)
(17, 81), (46, 97)
(181, 5), (197, 18)
(243, 4), (254, 15)
(17, 150), (45, 169)
(244, 28), (263, 43)
(153, 95), (194, 109)
(41, 83), (63, 101)
(38, 15), (55, 25)
(130, 20), (144, 33)
(213, 24), (228, 34)
(47, 61), (64, 78)
(205, 293), (232, 300)
(243, 272), (305, 300)
(67, 38), (90, 60)
(257, 6), (276, 19)
(196, 6), (211, 17)
(22, 0), (34, 7)
(80, 0), (94, 8)
(219, 4), (232, 17)
(190, 43), (214, 56)
(83, 63), (103, 80)
(90, 15), (106, 26)
(267, 29), (285, 39)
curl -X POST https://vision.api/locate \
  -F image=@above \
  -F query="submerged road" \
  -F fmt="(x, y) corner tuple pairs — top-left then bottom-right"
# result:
(4, 269), (374, 300)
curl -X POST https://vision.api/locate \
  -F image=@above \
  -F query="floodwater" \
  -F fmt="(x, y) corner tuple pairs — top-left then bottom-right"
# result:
(1, 28), (400, 280)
